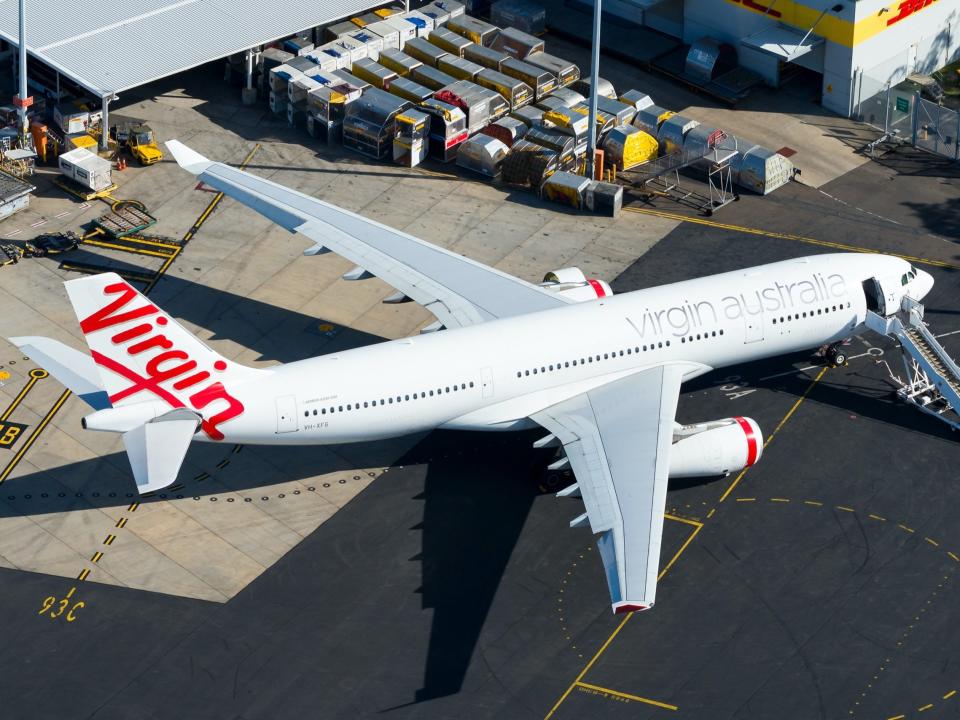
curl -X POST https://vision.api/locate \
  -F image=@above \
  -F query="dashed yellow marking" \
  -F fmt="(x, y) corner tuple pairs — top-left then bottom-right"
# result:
(127, 502), (139, 512)
(115, 518), (127, 529)
(898, 524), (915, 534)
(869, 514), (887, 522)
(770, 497), (790, 503)
(736, 497), (756, 503)
(918, 703), (934, 711)
(77, 568), (90, 582)
(706, 508), (716, 519)
(887, 715), (905, 720)
(90, 551), (102, 564)
(949, 552), (960, 563)
(575, 682), (678, 711)
(926, 537), (940, 547)
(943, 690), (957, 700)
(836, 506), (855, 513)
(804, 500), (824, 507)
(103, 534), (116, 546)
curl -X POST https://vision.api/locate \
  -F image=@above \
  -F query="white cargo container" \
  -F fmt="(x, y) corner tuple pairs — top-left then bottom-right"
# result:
(54, 106), (89, 134)
(58, 148), (112, 192)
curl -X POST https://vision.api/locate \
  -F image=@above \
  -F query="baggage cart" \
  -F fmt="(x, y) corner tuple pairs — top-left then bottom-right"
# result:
(342, 88), (412, 160)
(602, 125), (658, 170)
(420, 98), (468, 161)
(481, 116), (528, 147)
(542, 170), (590, 209)
(308, 86), (350, 124)
(289, 75), (323, 103)
(447, 15), (500, 46)
(435, 80), (508, 133)
(572, 75), (616, 99)
(491, 27), (544, 60)
(58, 148), (112, 192)
(269, 64), (302, 93)
(332, 69), (372, 92)
(303, 50), (339, 72)
(548, 87), (585, 107)
(429, 27), (472, 57)
(351, 12), (382, 27)
(618, 89), (654, 113)
(596, 95), (636, 126)
(421, 0), (465, 25)
(325, 20), (358, 41)
(510, 104), (543, 126)
(524, 125), (577, 169)
(348, 29), (384, 61)
(438, 55), (485, 81)
(404, 37), (450, 67)
(394, 109), (431, 167)
(400, 10), (434, 37)
(388, 77), (435, 104)
(584, 181), (622, 217)
(491, 0), (546, 35)
(284, 36), (314, 56)
(658, 114), (699, 155)
(307, 114), (342, 144)
(536, 96), (568, 113)
(569, 102), (617, 140)
(409, 65), (459, 91)
(261, 47), (295, 73)
(500, 139), (558, 187)
(456, 135), (509, 177)
(379, 48), (422, 76)
(501, 57), (555, 99)
(737, 146), (793, 195)
(351, 58), (399, 89)
(365, 20), (402, 52)
(382, 15), (417, 46)
(632, 104), (674, 140)
(524, 52), (579, 88)
(319, 36), (367, 67)
(542, 109), (589, 155)
(464, 43), (510, 71)
(476, 67), (532, 109)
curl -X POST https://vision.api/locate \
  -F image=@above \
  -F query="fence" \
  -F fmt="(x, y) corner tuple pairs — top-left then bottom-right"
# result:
(854, 76), (960, 161)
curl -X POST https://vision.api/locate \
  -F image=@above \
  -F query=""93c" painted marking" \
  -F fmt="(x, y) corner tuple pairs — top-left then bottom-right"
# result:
(38, 587), (85, 623)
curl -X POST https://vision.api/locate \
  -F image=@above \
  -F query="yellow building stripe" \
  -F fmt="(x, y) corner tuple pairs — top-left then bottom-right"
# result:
(724, 0), (942, 48)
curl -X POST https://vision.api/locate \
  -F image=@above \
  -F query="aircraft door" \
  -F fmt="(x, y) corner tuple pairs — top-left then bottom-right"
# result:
(862, 276), (899, 317)
(481, 367), (494, 399)
(744, 312), (764, 344)
(276, 395), (299, 433)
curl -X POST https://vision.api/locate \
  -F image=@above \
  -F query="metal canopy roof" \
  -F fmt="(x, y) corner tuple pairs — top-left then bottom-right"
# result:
(0, 0), (380, 98)
(741, 25), (824, 61)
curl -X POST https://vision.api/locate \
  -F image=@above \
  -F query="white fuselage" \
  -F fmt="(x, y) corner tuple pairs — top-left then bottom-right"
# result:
(213, 253), (924, 445)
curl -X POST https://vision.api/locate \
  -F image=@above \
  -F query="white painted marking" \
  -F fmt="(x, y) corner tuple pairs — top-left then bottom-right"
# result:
(29, 219), (47, 227)
(54, 211), (70, 218)
(935, 330), (960, 339)
(78, 203), (90, 209)
(6, 228), (21, 236)
(758, 348), (883, 382)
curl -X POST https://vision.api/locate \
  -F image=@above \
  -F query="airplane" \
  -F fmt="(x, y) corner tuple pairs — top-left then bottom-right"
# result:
(8, 140), (934, 614)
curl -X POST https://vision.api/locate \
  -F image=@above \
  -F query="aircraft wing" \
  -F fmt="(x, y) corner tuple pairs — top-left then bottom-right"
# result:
(531, 365), (684, 612)
(167, 141), (571, 329)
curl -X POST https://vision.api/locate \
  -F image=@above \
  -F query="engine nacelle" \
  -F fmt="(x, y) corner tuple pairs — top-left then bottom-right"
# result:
(669, 417), (762, 478)
(540, 267), (613, 302)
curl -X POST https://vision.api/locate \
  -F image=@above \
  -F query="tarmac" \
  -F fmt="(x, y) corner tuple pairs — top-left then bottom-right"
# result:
(0, 42), (958, 720)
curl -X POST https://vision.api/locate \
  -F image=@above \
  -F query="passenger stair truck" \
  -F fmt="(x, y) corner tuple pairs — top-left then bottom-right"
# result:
(866, 293), (960, 431)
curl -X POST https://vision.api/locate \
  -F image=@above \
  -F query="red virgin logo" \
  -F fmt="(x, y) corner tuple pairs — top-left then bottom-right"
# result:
(81, 282), (244, 441)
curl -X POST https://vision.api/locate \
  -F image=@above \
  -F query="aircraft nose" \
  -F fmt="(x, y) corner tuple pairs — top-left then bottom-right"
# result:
(915, 269), (934, 300)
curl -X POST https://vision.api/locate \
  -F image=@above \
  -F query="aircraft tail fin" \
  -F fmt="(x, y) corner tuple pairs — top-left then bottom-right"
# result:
(62, 272), (262, 441)
(8, 336), (110, 409)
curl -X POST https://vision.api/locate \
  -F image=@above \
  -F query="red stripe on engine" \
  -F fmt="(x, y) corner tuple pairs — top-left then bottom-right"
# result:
(587, 279), (606, 298)
(733, 416), (759, 467)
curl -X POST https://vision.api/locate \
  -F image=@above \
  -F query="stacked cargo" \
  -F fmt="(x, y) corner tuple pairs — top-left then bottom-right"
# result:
(456, 135), (509, 176)
(379, 48), (422, 76)
(429, 27), (473, 57)
(420, 98), (468, 161)
(447, 15), (501, 46)
(342, 88), (412, 160)
(394, 109), (431, 167)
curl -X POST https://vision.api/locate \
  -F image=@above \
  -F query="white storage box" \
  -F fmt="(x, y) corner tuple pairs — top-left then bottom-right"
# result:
(58, 148), (111, 191)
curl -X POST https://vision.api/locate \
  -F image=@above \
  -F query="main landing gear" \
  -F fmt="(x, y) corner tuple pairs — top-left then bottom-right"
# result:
(819, 341), (849, 367)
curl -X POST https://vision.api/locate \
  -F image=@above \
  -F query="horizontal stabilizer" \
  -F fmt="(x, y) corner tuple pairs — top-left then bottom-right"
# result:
(9, 336), (109, 409)
(122, 408), (200, 494)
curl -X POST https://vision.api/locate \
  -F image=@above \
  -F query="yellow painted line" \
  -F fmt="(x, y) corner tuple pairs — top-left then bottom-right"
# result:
(888, 715), (905, 720)
(103, 534), (116, 546)
(719, 367), (827, 503)
(544, 521), (700, 719)
(0, 372), (43, 422)
(706, 508), (716, 519)
(77, 568), (90, 582)
(869, 514), (887, 521)
(836, 505), (855, 513)
(83, 238), (176, 258)
(918, 703), (934, 712)
(0, 389), (71, 484)
(944, 690), (957, 700)
(898, 524), (915, 534)
(575, 682), (678, 711)
(622, 207), (960, 271)
(115, 517), (127, 529)
(804, 500), (824, 507)
(90, 551), (103, 563)
(949, 552), (959, 563)
(128, 502), (139, 512)
(121, 235), (182, 249)
(770, 497), (790, 503)
(926, 537), (940, 547)
(664, 513), (703, 529)
(736, 497), (756, 502)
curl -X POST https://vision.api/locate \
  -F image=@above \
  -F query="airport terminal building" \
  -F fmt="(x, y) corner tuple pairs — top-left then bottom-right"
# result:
(633, 0), (959, 115)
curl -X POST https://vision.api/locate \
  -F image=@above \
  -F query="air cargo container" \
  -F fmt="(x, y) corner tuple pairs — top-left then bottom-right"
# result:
(501, 57), (555, 99)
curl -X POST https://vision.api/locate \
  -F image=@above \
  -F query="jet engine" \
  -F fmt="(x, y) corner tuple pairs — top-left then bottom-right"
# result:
(539, 267), (613, 302)
(669, 417), (762, 478)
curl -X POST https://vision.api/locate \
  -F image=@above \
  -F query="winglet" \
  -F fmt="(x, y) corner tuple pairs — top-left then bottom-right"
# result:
(165, 139), (213, 174)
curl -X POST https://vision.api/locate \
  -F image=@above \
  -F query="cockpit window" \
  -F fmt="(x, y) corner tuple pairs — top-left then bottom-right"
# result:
(901, 274), (909, 286)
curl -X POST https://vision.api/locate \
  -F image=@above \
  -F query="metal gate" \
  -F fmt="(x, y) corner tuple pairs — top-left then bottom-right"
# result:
(275, 395), (298, 433)
(913, 97), (960, 161)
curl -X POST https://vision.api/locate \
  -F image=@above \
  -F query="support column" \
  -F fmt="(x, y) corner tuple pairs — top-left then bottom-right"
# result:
(99, 94), (109, 151)
(16, 0), (30, 147)
(585, 0), (601, 180)
(241, 48), (258, 105)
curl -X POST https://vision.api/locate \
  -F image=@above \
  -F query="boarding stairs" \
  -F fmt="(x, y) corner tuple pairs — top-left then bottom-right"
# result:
(866, 296), (960, 431)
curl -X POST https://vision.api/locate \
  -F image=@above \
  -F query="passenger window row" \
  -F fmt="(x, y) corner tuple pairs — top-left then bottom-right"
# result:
(514, 329), (725, 379)
(304, 381), (476, 418)
(771, 301), (851, 325)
